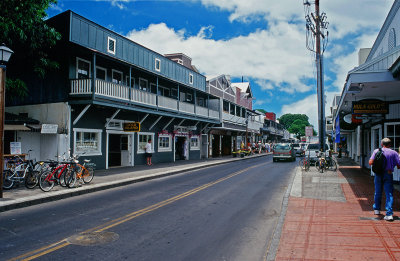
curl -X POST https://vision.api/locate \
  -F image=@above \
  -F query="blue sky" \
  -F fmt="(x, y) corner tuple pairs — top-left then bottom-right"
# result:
(47, 0), (394, 128)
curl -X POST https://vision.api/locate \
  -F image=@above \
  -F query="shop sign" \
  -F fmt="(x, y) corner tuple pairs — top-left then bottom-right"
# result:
(352, 100), (388, 114)
(123, 122), (140, 132)
(41, 124), (58, 134)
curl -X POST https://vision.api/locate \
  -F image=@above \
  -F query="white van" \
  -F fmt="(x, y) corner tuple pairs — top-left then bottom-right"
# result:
(304, 143), (330, 162)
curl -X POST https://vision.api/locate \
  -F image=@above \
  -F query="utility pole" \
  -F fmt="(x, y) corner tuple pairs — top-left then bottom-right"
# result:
(304, 0), (329, 151)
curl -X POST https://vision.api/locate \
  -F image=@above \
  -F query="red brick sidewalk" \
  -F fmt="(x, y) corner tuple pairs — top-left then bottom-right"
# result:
(275, 163), (400, 260)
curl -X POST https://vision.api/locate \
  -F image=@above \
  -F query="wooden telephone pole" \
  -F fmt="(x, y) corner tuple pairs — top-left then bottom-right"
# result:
(304, 0), (329, 150)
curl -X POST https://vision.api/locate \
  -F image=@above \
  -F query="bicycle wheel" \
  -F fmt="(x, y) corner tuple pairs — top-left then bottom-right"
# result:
(329, 160), (337, 171)
(299, 158), (305, 167)
(25, 170), (39, 189)
(82, 167), (94, 183)
(39, 170), (55, 192)
(56, 168), (67, 187)
(64, 168), (77, 188)
(315, 160), (320, 171)
(3, 170), (14, 189)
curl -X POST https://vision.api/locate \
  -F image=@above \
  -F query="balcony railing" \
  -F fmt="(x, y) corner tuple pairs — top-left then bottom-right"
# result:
(70, 79), (220, 120)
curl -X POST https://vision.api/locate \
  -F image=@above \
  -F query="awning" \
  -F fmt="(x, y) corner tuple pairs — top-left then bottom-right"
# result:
(5, 124), (30, 131)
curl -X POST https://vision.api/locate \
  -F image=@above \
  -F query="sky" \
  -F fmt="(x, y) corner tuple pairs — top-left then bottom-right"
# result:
(47, 0), (394, 128)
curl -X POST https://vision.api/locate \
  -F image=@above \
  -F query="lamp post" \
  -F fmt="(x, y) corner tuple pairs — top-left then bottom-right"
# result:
(0, 44), (13, 198)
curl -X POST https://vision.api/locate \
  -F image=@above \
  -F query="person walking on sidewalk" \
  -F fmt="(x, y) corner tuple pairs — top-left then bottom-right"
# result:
(145, 139), (153, 166)
(369, 138), (400, 221)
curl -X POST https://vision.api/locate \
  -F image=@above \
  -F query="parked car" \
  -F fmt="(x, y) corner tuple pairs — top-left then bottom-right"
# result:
(304, 143), (330, 162)
(273, 143), (296, 162)
(292, 143), (305, 157)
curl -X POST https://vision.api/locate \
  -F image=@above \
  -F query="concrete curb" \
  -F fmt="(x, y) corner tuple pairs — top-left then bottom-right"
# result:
(0, 153), (270, 212)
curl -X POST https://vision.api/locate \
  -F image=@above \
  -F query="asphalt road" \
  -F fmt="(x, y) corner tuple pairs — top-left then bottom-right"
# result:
(0, 155), (297, 261)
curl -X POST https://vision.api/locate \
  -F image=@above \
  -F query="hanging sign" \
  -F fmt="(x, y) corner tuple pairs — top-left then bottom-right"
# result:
(352, 100), (388, 114)
(123, 122), (140, 132)
(41, 124), (58, 134)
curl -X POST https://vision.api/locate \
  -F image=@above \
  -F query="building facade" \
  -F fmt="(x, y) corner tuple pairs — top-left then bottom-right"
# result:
(333, 0), (400, 180)
(6, 11), (222, 169)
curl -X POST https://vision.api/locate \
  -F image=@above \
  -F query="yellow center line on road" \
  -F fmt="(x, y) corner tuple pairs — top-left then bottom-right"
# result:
(10, 160), (270, 261)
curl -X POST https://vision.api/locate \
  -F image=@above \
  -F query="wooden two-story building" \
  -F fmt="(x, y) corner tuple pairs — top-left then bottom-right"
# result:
(6, 11), (221, 169)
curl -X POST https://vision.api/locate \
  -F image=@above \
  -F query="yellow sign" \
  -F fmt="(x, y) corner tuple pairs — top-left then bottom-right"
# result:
(352, 100), (388, 114)
(123, 122), (140, 132)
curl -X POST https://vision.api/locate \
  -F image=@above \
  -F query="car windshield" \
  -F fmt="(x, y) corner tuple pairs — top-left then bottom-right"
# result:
(293, 143), (300, 148)
(274, 144), (291, 150)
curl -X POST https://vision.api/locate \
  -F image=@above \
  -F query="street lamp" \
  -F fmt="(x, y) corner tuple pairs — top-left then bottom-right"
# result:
(0, 44), (13, 198)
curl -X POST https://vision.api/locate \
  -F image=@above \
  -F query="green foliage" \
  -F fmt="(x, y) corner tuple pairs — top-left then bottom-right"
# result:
(6, 79), (28, 102)
(278, 113), (315, 139)
(0, 0), (61, 98)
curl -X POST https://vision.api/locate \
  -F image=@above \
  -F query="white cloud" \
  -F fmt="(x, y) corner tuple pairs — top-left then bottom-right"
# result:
(280, 91), (337, 131)
(126, 21), (314, 94)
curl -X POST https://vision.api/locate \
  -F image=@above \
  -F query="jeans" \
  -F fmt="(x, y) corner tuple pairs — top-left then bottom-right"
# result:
(374, 171), (394, 216)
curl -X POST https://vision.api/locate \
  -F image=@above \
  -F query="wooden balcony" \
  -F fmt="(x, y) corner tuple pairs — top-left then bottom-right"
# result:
(70, 79), (220, 120)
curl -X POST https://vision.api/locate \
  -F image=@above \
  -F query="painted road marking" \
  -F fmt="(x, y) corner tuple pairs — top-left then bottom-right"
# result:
(10, 160), (270, 260)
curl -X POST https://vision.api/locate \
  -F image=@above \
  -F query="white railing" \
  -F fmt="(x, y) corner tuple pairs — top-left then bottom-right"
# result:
(222, 112), (245, 125)
(179, 102), (195, 114)
(158, 96), (178, 110)
(131, 88), (157, 106)
(70, 79), (91, 94)
(196, 106), (208, 117)
(209, 109), (220, 119)
(248, 121), (263, 132)
(71, 79), (222, 119)
(95, 80), (129, 100)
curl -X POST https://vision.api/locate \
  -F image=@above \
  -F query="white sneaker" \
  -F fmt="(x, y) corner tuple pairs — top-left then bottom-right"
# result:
(374, 210), (380, 215)
(384, 215), (394, 221)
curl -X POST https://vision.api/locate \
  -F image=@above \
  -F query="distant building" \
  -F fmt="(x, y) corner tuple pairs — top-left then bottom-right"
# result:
(265, 112), (276, 121)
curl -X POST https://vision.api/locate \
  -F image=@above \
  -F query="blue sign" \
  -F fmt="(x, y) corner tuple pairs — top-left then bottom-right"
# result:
(335, 114), (340, 143)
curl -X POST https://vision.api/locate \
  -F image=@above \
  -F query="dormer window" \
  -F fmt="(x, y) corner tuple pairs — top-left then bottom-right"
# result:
(107, 37), (116, 55)
(189, 73), (193, 85)
(155, 58), (161, 72)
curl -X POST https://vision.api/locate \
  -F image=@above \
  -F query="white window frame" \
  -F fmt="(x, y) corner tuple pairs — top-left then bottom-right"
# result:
(190, 135), (200, 150)
(126, 76), (135, 87)
(189, 73), (194, 85)
(107, 36), (116, 55)
(76, 57), (91, 79)
(158, 134), (172, 152)
(73, 128), (102, 156)
(186, 93), (192, 102)
(112, 69), (123, 84)
(155, 58), (161, 72)
(137, 132), (155, 154)
(150, 83), (157, 94)
(385, 122), (400, 150)
(96, 66), (107, 81)
(139, 78), (149, 92)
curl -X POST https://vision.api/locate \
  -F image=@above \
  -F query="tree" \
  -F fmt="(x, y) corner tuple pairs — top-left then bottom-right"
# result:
(0, 0), (61, 98)
(278, 113), (315, 139)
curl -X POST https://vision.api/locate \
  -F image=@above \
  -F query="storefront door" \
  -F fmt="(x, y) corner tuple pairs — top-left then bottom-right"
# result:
(370, 125), (382, 175)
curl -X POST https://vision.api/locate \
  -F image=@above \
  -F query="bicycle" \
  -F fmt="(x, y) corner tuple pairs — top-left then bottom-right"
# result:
(299, 155), (311, 171)
(325, 155), (338, 171)
(315, 152), (328, 173)
(38, 159), (72, 192)
(64, 157), (95, 188)
(2, 155), (42, 189)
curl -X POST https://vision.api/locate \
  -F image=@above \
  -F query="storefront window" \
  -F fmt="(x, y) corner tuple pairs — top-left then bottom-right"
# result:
(190, 136), (199, 150)
(74, 128), (102, 155)
(386, 123), (400, 151)
(138, 133), (154, 153)
(158, 135), (171, 152)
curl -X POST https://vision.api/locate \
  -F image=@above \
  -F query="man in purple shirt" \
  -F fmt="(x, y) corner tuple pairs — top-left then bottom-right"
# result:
(369, 138), (400, 221)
